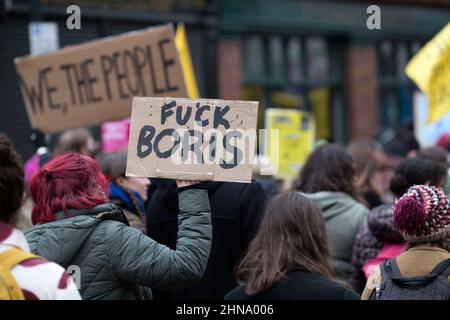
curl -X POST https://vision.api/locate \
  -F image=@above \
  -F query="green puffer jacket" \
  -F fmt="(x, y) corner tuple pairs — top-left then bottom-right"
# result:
(25, 189), (212, 300)
(300, 191), (368, 281)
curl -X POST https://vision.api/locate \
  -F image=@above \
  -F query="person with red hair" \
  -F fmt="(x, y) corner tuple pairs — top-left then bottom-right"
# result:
(25, 152), (212, 300)
(29, 152), (109, 225)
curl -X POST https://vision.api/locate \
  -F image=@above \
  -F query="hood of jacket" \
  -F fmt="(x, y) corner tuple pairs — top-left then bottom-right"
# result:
(367, 204), (404, 243)
(25, 203), (127, 267)
(301, 191), (366, 220)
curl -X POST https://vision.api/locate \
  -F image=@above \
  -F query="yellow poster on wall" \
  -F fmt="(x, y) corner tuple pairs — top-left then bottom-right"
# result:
(265, 108), (315, 179)
(406, 22), (450, 123)
(308, 87), (331, 140)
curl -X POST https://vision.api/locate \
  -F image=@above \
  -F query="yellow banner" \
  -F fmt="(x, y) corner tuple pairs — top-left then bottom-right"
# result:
(406, 22), (450, 123)
(265, 108), (315, 179)
(175, 23), (200, 98)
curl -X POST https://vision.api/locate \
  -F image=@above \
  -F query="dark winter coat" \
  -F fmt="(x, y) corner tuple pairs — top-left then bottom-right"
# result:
(25, 189), (212, 300)
(146, 179), (267, 300)
(225, 269), (360, 300)
(350, 204), (405, 293)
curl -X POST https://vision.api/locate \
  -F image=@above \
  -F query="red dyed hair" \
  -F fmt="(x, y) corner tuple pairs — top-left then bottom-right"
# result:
(30, 152), (109, 224)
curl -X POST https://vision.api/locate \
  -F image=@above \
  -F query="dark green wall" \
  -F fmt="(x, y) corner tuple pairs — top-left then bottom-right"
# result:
(219, 0), (449, 39)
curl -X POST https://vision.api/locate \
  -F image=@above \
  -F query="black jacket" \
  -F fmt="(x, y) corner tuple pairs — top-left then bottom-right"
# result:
(146, 178), (267, 300)
(225, 270), (360, 300)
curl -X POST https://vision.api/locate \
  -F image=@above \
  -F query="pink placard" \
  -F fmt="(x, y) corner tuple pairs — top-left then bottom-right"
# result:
(101, 118), (131, 153)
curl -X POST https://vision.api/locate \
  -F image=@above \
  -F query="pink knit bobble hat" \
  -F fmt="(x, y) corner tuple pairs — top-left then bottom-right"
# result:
(393, 185), (450, 243)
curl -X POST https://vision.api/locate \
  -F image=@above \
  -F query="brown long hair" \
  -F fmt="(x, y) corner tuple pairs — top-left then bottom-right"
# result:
(0, 133), (24, 223)
(55, 128), (94, 156)
(295, 143), (358, 199)
(235, 192), (336, 296)
(347, 141), (382, 195)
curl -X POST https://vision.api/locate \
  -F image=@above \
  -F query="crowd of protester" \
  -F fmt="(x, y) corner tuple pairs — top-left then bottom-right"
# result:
(1, 126), (449, 300)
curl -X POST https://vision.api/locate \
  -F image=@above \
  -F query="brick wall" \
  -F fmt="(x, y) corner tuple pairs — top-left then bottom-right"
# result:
(217, 40), (242, 100)
(217, 39), (381, 142)
(346, 44), (380, 141)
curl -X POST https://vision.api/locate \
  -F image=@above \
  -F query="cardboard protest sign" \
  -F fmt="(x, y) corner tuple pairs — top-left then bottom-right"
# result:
(406, 22), (450, 123)
(126, 97), (259, 183)
(265, 108), (315, 179)
(15, 24), (187, 133)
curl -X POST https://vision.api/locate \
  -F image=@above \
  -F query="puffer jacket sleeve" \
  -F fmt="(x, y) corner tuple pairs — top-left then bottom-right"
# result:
(105, 189), (212, 290)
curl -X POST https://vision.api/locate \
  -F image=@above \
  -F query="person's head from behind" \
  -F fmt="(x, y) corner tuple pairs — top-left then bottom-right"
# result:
(99, 152), (150, 201)
(29, 129), (51, 152)
(417, 146), (448, 168)
(348, 140), (381, 193)
(377, 128), (420, 158)
(296, 143), (357, 198)
(393, 185), (450, 250)
(236, 192), (335, 296)
(0, 134), (24, 224)
(55, 128), (95, 157)
(30, 152), (108, 225)
(437, 133), (450, 153)
(389, 156), (447, 198)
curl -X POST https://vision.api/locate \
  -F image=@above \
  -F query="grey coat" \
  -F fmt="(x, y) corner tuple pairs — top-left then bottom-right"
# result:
(25, 189), (212, 300)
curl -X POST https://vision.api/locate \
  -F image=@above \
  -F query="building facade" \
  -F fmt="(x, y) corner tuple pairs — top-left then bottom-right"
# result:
(216, 0), (450, 144)
(0, 0), (218, 159)
(0, 0), (449, 158)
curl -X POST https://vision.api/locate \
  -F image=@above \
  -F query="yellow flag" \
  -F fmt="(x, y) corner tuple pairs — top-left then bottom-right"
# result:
(175, 23), (200, 98)
(406, 22), (450, 123)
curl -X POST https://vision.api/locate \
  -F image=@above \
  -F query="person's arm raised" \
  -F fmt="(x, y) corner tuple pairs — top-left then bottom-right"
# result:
(106, 179), (211, 290)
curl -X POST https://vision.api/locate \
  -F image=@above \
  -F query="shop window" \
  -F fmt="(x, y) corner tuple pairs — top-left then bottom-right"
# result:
(243, 35), (266, 80)
(242, 34), (343, 143)
(268, 36), (284, 80)
(306, 37), (329, 83)
(378, 39), (426, 129)
(287, 37), (302, 82)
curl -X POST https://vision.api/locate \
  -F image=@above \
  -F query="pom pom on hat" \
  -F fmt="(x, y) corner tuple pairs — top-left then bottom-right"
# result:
(393, 195), (426, 233)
